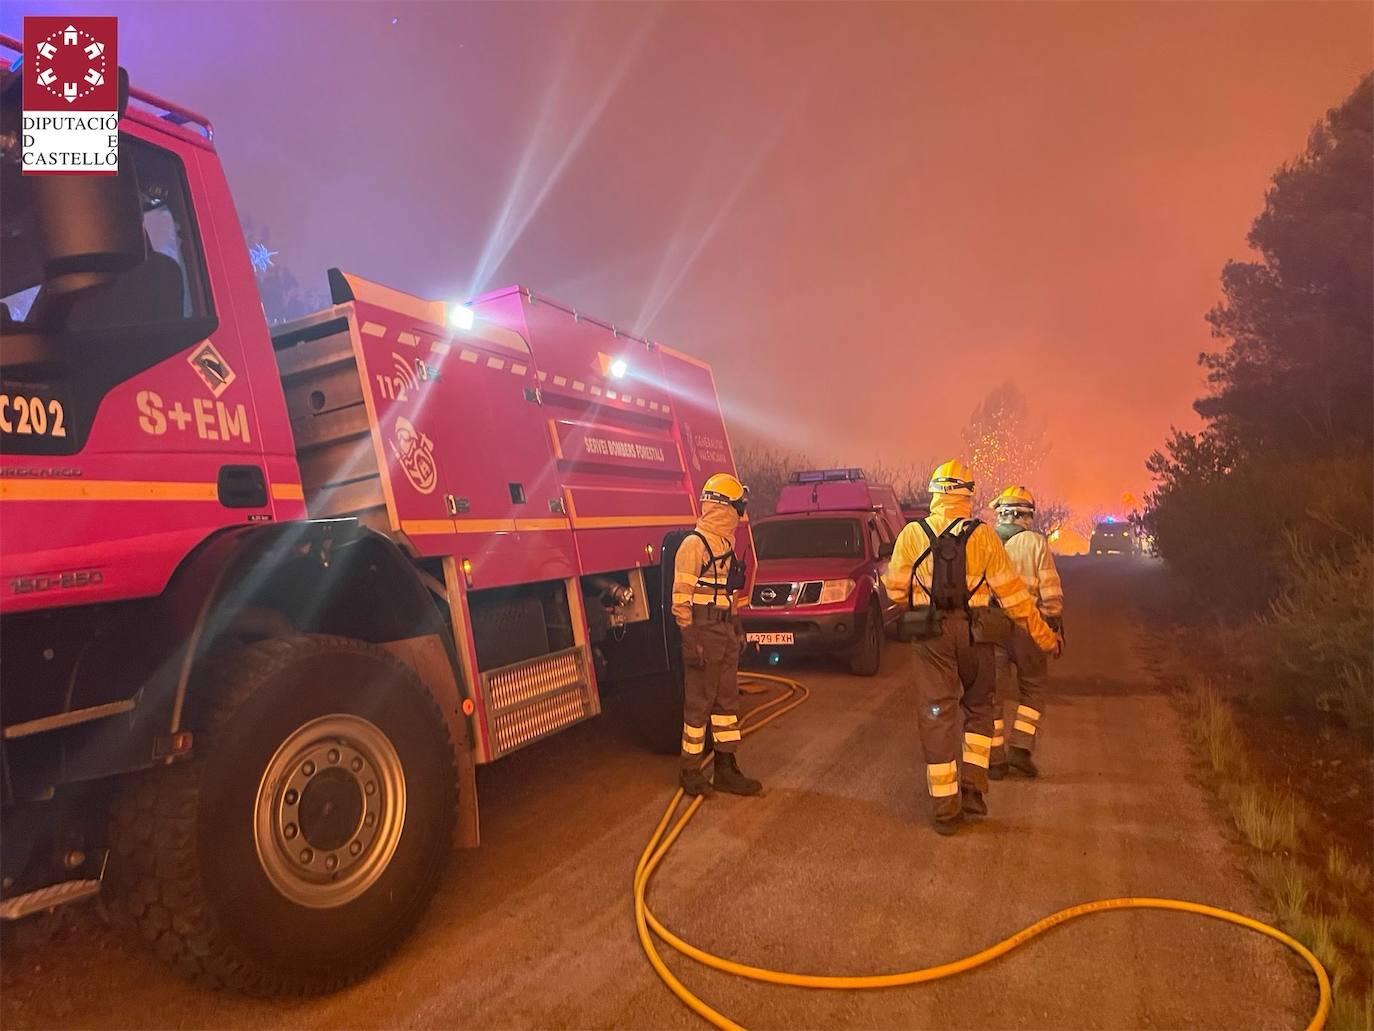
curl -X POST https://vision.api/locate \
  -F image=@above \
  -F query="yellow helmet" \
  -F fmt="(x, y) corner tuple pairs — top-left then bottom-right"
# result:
(701, 472), (748, 508)
(992, 484), (1036, 513)
(928, 459), (975, 496)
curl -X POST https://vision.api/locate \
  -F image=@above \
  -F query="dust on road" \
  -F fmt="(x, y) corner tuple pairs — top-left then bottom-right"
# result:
(1, 559), (1312, 1029)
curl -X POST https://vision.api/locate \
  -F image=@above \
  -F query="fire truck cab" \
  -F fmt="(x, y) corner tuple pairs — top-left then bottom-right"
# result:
(0, 44), (745, 993)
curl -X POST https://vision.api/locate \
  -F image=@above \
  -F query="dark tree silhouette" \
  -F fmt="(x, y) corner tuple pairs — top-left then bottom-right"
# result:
(1198, 73), (1373, 454)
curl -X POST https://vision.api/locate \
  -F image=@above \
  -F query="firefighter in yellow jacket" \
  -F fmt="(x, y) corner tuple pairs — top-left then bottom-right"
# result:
(883, 461), (1060, 834)
(988, 486), (1064, 779)
(672, 473), (762, 798)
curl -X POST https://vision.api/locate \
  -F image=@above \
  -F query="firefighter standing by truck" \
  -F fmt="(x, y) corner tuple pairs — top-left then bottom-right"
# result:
(883, 461), (1060, 835)
(988, 486), (1064, 779)
(673, 473), (763, 798)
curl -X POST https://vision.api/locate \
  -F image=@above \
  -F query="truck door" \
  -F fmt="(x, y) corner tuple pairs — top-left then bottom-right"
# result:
(871, 516), (898, 621)
(1, 123), (283, 610)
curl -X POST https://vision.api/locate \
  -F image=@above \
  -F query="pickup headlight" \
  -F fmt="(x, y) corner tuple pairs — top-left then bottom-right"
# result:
(817, 578), (855, 604)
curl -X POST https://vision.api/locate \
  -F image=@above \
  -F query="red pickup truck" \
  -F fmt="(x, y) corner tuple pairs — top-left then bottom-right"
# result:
(741, 470), (904, 676)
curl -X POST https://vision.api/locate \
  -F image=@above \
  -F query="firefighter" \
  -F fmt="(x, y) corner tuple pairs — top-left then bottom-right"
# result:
(672, 473), (762, 798)
(883, 461), (1060, 835)
(988, 485), (1064, 779)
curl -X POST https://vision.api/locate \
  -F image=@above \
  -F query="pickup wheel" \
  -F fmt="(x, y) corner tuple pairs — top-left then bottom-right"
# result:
(847, 600), (884, 677)
(109, 634), (457, 995)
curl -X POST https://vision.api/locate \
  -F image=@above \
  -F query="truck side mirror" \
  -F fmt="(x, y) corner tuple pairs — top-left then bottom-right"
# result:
(30, 145), (145, 299)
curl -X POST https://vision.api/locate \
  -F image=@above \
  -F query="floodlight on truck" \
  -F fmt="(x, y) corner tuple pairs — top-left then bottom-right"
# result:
(449, 303), (475, 331)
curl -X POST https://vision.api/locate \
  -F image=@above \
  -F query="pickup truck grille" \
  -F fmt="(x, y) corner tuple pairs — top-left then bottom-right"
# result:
(752, 583), (794, 607)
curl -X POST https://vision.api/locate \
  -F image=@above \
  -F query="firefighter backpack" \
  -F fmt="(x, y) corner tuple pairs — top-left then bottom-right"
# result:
(898, 518), (983, 641)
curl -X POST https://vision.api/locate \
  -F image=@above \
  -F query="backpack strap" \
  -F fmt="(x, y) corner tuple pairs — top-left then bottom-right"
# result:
(906, 519), (937, 609)
(690, 529), (736, 605)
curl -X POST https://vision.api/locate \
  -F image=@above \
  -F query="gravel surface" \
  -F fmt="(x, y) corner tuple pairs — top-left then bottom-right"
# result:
(0, 559), (1313, 1030)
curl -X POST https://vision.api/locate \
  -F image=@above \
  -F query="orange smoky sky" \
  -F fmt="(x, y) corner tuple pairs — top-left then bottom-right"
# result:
(12, 1), (1369, 515)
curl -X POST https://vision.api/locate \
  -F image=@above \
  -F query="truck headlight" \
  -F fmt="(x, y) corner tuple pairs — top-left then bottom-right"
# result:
(818, 578), (855, 604)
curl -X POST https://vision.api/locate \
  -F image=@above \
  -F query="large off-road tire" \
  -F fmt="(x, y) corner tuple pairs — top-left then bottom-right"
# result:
(109, 635), (457, 995)
(847, 600), (884, 677)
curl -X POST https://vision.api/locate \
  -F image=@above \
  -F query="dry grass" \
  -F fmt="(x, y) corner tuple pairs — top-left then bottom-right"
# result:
(1291, 911), (1354, 991)
(1233, 783), (1301, 852)
(1186, 679), (1372, 1022)
(1331, 910), (1374, 961)
(1252, 856), (1310, 925)
(1190, 681), (1252, 781)
(1330, 987), (1374, 1031)
(1328, 847), (1373, 897)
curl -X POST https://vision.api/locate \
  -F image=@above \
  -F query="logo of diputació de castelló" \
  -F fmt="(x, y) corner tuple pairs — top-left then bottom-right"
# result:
(22, 16), (119, 175)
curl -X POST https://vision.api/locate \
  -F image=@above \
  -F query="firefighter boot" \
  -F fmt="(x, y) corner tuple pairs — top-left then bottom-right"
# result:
(680, 767), (715, 797)
(1008, 746), (1039, 778)
(930, 792), (964, 835)
(961, 786), (988, 817)
(932, 811), (964, 836)
(713, 753), (762, 796)
(988, 762), (1008, 780)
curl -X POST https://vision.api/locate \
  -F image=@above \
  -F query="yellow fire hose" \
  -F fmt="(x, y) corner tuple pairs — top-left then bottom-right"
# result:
(634, 672), (1331, 1031)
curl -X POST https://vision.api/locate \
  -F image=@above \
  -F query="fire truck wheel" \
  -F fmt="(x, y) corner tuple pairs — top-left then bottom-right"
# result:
(109, 634), (457, 995)
(847, 600), (884, 677)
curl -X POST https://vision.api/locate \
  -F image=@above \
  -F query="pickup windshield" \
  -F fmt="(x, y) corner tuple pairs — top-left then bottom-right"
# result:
(754, 518), (864, 560)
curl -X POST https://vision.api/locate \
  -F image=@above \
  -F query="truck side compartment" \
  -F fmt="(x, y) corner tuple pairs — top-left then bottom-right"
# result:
(270, 273), (749, 766)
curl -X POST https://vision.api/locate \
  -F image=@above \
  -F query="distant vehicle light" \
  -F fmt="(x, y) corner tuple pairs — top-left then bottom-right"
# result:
(449, 304), (475, 331)
(609, 359), (628, 379)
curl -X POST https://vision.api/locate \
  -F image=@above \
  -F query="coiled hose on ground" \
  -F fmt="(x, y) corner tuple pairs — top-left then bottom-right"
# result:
(633, 671), (1330, 1031)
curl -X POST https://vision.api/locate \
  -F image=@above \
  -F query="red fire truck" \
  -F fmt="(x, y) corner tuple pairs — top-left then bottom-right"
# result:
(0, 45), (748, 992)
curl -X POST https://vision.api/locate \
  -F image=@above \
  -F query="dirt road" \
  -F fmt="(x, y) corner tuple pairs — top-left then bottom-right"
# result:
(1, 559), (1314, 1029)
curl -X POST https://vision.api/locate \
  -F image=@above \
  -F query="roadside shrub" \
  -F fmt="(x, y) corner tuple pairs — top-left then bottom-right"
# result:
(1147, 451), (1372, 615)
(1265, 530), (1374, 734)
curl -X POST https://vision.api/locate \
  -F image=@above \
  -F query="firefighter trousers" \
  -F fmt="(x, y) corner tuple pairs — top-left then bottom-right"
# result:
(992, 623), (1047, 763)
(909, 614), (996, 821)
(680, 610), (741, 769)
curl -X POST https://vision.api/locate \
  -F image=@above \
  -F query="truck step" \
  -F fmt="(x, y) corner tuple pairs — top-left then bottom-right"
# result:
(0, 877), (102, 921)
(482, 647), (594, 759)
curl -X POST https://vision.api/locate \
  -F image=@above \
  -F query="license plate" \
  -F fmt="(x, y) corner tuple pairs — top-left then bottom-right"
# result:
(1, 381), (74, 454)
(746, 632), (794, 646)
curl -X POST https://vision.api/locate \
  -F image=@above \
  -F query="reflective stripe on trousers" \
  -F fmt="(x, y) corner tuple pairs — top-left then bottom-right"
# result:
(926, 761), (959, 797)
(1011, 703), (1042, 750)
(682, 722), (706, 755)
(963, 731), (992, 769)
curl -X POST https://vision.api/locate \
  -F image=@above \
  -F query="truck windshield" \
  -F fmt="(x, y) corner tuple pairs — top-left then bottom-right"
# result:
(754, 518), (864, 560)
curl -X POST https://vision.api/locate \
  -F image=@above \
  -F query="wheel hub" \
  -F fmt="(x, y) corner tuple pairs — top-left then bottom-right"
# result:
(254, 714), (406, 908)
